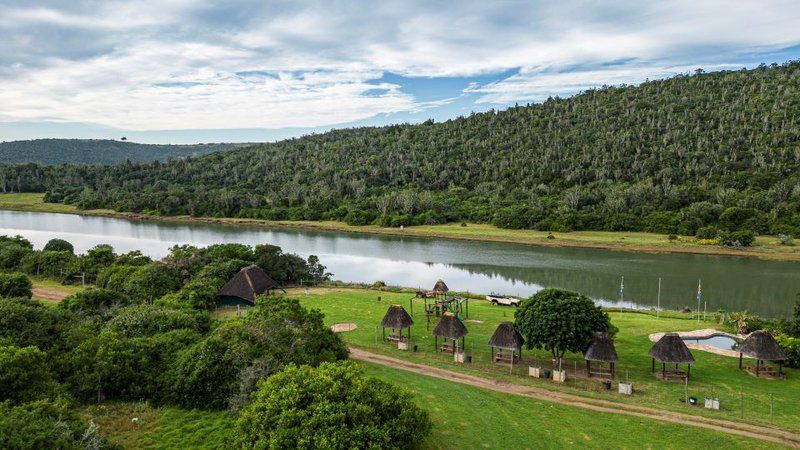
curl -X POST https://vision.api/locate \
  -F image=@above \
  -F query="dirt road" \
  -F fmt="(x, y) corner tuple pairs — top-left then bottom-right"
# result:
(350, 347), (800, 447)
(32, 287), (71, 301)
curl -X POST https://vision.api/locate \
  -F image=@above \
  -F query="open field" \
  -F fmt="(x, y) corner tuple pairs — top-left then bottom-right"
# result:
(285, 287), (800, 432)
(30, 276), (85, 304)
(2, 193), (800, 261)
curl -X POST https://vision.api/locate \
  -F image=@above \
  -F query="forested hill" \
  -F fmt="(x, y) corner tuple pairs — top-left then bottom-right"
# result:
(3, 62), (800, 236)
(0, 139), (240, 164)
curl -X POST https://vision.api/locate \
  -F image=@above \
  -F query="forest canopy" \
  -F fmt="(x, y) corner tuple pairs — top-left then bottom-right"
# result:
(3, 62), (800, 237)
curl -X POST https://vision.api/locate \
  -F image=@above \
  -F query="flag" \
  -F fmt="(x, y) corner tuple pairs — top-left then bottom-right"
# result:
(696, 280), (702, 302)
(619, 276), (624, 300)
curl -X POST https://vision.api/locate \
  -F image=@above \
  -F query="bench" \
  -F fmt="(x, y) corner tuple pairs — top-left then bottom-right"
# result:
(441, 341), (456, 353)
(656, 368), (687, 382)
(494, 352), (514, 364)
(387, 333), (405, 344)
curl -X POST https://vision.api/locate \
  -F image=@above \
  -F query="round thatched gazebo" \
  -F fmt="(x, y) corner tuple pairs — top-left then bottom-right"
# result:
(433, 311), (468, 354)
(650, 333), (695, 381)
(488, 322), (524, 364)
(432, 279), (449, 296)
(584, 332), (619, 378)
(381, 304), (414, 343)
(739, 330), (787, 378)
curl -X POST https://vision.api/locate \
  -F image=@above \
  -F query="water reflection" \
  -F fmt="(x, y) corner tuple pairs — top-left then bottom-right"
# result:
(1, 210), (799, 317)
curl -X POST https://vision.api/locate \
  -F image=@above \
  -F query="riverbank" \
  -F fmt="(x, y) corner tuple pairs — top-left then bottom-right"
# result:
(3, 193), (800, 261)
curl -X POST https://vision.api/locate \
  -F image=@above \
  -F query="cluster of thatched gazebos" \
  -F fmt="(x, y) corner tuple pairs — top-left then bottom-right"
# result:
(379, 279), (789, 382)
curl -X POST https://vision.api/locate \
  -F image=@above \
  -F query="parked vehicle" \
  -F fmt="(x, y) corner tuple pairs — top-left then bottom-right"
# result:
(485, 293), (521, 307)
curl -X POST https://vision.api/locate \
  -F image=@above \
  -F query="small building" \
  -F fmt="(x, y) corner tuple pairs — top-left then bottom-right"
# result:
(488, 322), (524, 364)
(649, 333), (695, 381)
(584, 332), (619, 378)
(432, 279), (449, 295)
(433, 311), (468, 354)
(381, 304), (414, 343)
(739, 330), (787, 378)
(217, 265), (281, 307)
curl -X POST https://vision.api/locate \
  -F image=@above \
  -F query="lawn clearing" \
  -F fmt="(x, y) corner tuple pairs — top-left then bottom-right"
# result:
(287, 287), (800, 431)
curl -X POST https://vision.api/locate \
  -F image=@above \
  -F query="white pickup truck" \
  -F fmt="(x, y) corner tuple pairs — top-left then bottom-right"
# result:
(485, 293), (521, 307)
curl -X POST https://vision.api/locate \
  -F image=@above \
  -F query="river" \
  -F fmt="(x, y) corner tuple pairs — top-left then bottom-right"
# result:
(1, 210), (798, 317)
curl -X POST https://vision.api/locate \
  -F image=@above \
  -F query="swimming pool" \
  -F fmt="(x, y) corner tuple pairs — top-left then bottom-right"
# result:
(682, 335), (741, 351)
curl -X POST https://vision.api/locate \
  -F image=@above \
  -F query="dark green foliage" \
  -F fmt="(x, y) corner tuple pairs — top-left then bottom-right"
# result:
(60, 289), (132, 315)
(7, 63), (800, 235)
(43, 238), (74, 254)
(122, 262), (181, 303)
(0, 272), (32, 298)
(103, 305), (211, 337)
(166, 297), (348, 409)
(0, 237), (33, 269)
(0, 345), (59, 404)
(0, 399), (114, 450)
(717, 230), (756, 247)
(0, 297), (62, 349)
(775, 334), (800, 368)
(695, 226), (719, 239)
(0, 139), (236, 165)
(514, 288), (612, 360)
(230, 361), (432, 450)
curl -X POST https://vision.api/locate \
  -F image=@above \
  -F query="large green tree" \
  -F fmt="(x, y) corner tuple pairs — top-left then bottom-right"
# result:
(230, 361), (432, 450)
(514, 289), (612, 364)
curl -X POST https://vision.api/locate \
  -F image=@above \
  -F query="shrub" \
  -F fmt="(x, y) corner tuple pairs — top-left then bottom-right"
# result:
(103, 305), (211, 337)
(0, 399), (113, 450)
(230, 361), (432, 449)
(123, 263), (181, 303)
(717, 230), (755, 247)
(728, 311), (764, 334)
(514, 289), (612, 363)
(0, 345), (59, 405)
(0, 297), (62, 349)
(43, 238), (74, 254)
(695, 226), (718, 239)
(60, 289), (132, 316)
(778, 234), (795, 246)
(775, 334), (800, 368)
(0, 272), (32, 298)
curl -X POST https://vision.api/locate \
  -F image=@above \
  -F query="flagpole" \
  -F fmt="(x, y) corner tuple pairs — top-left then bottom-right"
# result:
(620, 276), (624, 303)
(696, 279), (702, 324)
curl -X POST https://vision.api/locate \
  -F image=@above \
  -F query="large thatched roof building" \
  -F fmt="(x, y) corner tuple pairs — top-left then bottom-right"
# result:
(433, 312), (468, 353)
(739, 330), (787, 377)
(217, 265), (281, 307)
(649, 333), (695, 380)
(584, 332), (619, 377)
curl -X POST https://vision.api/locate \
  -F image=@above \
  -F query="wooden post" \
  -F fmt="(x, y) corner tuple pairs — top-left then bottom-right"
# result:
(739, 353), (743, 369)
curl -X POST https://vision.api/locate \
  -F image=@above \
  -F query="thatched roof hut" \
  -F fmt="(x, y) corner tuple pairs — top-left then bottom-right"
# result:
(433, 312), (468, 340)
(649, 333), (695, 380)
(217, 265), (280, 306)
(382, 305), (413, 330)
(585, 332), (619, 362)
(488, 322), (524, 351)
(650, 333), (695, 364)
(432, 279), (449, 294)
(739, 330), (787, 377)
(739, 331), (786, 361)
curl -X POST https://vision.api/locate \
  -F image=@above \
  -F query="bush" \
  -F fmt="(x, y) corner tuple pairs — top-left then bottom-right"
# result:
(0, 345), (59, 404)
(695, 226), (718, 240)
(43, 238), (74, 254)
(717, 230), (755, 247)
(230, 361), (432, 449)
(0, 272), (32, 298)
(778, 234), (795, 246)
(103, 305), (211, 337)
(0, 399), (113, 450)
(0, 297), (62, 349)
(60, 289), (132, 315)
(775, 334), (800, 368)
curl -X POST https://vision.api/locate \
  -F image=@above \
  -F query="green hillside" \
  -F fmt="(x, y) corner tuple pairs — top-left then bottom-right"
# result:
(0, 139), (239, 165)
(3, 62), (800, 235)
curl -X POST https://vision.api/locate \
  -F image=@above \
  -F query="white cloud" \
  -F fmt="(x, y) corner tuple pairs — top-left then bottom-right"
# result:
(0, 0), (799, 131)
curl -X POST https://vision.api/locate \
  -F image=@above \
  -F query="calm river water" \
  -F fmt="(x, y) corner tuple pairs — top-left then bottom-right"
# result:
(1, 210), (798, 317)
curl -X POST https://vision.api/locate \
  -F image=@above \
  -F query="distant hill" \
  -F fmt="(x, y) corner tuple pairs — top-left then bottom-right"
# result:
(0, 139), (241, 164)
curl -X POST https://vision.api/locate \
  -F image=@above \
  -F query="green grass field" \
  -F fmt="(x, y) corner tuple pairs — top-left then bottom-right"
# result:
(81, 363), (780, 450)
(2, 193), (799, 261)
(289, 288), (800, 431)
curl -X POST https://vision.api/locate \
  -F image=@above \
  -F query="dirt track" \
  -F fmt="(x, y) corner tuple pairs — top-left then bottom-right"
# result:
(32, 287), (71, 301)
(350, 347), (800, 447)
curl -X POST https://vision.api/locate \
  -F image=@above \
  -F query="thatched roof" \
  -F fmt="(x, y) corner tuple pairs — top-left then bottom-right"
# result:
(488, 322), (524, 350)
(584, 332), (619, 362)
(432, 279), (449, 293)
(217, 265), (279, 304)
(433, 312), (468, 340)
(740, 330), (787, 361)
(381, 304), (413, 330)
(650, 333), (695, 364)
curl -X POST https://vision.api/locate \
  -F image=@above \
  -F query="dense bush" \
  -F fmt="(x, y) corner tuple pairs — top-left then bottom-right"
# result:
(775, 334), (800, 369)
(103, 305), (210, 337)
(0, 399), (113, 450)
(514, 288), (612, 362)
(0, 272), (32, 298)
(0, 297), (62, 349)
(230, 361), (432, 449)
(43, 238), (75, 254)
(60, 289), (132, 315)
(0, 345), (59, 405)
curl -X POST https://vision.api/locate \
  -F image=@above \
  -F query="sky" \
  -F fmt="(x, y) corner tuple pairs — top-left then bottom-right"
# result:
(1, 1), (800, 144)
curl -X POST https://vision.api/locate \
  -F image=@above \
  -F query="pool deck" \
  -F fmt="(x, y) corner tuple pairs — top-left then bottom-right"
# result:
(649, 329), (742, 357)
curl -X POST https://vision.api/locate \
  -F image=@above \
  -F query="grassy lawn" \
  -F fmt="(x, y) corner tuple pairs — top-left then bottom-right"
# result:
(29, 276), (85, 304)
(361, 362), (781, 449)
(3, 193), (799, 261)
(286, 287), (800, 431)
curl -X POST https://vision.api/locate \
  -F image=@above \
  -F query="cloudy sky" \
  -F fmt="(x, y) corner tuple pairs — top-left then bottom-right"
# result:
(1, 1), (800, 144)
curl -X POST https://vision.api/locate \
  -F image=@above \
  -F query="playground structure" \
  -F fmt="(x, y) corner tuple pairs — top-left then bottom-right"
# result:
(409, 279), (470, 329)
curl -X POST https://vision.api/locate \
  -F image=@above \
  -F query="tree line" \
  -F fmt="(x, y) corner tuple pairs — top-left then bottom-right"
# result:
(2, 62), (800, 241)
